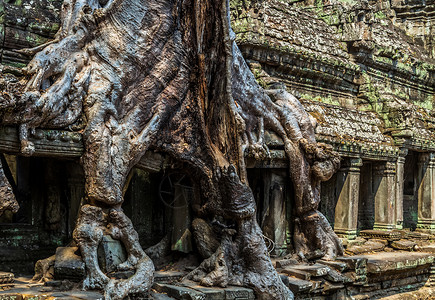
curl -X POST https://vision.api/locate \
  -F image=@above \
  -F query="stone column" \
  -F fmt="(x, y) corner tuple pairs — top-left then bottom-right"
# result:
(66, 161), (85, 237)
(417, 153), (435, 232)
(334, 158), (362, 240)
(395, 150), (407, 229)
(373, 161), (397, 231)
(261, 170), (288, 256)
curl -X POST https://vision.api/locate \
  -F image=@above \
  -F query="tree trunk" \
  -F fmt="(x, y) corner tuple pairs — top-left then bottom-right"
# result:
(0, 0), (343, 299)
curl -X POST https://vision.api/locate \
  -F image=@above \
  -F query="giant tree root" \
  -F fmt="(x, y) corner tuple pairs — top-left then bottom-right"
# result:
(0, 160), (19, 216)
(73, 205), (154, 299)
(186, 167), (293, 300)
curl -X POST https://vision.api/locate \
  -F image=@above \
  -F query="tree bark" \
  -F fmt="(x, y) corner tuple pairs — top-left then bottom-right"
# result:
(0, 0), (343, 299)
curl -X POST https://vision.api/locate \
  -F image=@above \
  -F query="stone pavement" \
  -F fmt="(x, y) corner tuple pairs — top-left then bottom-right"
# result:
(2, 250), (435, 299)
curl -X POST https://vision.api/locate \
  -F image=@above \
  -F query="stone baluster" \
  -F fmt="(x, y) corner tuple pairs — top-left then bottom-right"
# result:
(334, 157), (363, 240)
(417, 153), (435, 232)
(373, 161), (397, 230)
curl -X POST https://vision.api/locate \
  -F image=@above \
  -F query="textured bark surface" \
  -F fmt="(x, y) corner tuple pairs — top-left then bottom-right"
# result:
(0, 0), (343, 299)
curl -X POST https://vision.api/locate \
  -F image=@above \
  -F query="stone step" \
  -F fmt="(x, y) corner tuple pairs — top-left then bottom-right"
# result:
(337, 256), (368, 270)
(275, 258), (298, 269)
(322, 281), (344, 293)
(153, 283), (205, 300)
(390, 240), (416, 251)
(286, 264), (329, 277)
(153, 282), (255, 300)
(223, 286), (255, 300)
(317, 260), (348, 272)
(346, 241), (386, 255)
(181, 281), (225, 300)
(416, 244), (435, 253)
(284, 277), (313, 293)
(359, 230), (401, 241)
(324, 268), (351, 283)
(281, 268), (311, 280)
(155, 271), (185, 284)
(151, 292), (177, 300)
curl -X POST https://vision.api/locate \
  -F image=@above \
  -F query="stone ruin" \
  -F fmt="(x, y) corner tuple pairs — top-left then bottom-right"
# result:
(0, 0), (435, 299)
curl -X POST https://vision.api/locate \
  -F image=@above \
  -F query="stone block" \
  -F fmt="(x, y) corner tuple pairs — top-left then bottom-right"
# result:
(150, 292), (177, 300)
(361, 252), (435, 274)
(155, 271), (185, 284)
(325, 268), (351, 283)
(54, 247), (85, 280)
(346, 241), (385, 255)
(322, 281), (344, 293)
(390, 240), (416, 251)
(275, 258), (298, 269)
(368, 239), (388, 246)
(182, 281), (225, 300)
(359, 230), (401, 241)
(281, 268), (311, 280)
(153, 283), (206, 300)
(97, 235), (127, 273)
(224, 286), (255, 300)
(407, 232), (432, 240)
(285, 277), (313, 293)
(337, 256), (368, 270)
(287, 264), (329, 277)
(342, 271), (367, 285)
(416, 244), (435, 253)
(317, 260), (348, 272)
(346, 237), (367, 248)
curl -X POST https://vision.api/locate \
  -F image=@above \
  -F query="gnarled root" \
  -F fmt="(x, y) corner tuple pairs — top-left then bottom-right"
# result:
(73, 205), (154, 298)
(73, 205), (109, 290)
(187, 167), (292, 300)
(294, 210), (343, 261)
(104, 255), (154, 300)
(32, 255), (55, 283)
(0, 160), (19, 216)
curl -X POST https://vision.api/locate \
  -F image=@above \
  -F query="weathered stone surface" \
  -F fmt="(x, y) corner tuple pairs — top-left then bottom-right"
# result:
(182, 281), (226, 300)
(325, 268), (351, 283)
(155, 271), (185, 284)
(390, 240), (417, 251)
(416, 244), (435, 253)
(224, 286), (255, 300)
(150, 292), (177, 300)
(346, 237), (367, 248)
(317, 260), (348, 272)
(275, 258), (298, 269)
(369, 239), (389, 246)
(284, 277), (313, 293)
(281, 268), (311, 281)
(286, 264), (330, 277)
(337, 256), (368, 270)
(353, 252), (435, 274)
(97, 235), (127, 273)
(54, 247), (85, 280)
(346, 241), (386, 255)
(153, 283), (206, 300)
(322, 281), (344, 293)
